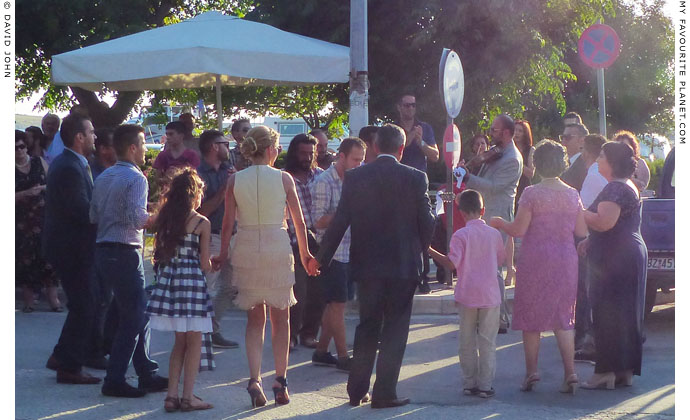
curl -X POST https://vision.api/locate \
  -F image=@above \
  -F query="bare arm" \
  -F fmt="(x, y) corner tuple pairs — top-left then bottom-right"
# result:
(584, 201), (621, 232)
(283, 172), (315, 270)
(198, 217), (212, 272)
(575, 207), (588, 237)
(523, 147), (536, 179)
(490, 205), (532, 238)
(212, 174), (236, 267)
(421, 142), (440, 162)
(199, 183), (226, 217)
(314, 214), (335, 229)
(428, 247), (455, 271)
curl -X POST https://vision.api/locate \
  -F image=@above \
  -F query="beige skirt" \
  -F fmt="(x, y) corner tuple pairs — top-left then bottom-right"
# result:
(230, 224), (296, 310)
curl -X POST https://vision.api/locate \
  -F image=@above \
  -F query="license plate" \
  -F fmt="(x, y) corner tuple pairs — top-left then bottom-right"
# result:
(648, 257), (674, 270)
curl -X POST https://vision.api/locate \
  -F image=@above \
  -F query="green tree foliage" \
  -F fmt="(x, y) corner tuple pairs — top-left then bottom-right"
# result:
(562, 0), (674, 138)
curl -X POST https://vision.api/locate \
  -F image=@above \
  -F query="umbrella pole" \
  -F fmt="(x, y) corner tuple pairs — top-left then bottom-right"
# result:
(216, 74), (223, 131)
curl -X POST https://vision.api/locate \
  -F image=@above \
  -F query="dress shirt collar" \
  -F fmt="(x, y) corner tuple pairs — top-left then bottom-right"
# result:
(377, 154), (399, 162)
(569, 152), (581, 164)
(115, 160), (143, 173)
(65, 147), (89, 167)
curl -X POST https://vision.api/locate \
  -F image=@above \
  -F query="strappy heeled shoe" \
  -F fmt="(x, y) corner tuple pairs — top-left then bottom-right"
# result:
(559, 374), (579, 394)
(581, 372), (615, 390)
(615, 370), (633, 387)
(180, 395), (213, 412)
(163, 396), (180, 412)
(520, 372), (541, 392)
(247, 378), (267, 407)
(272, 376), (290, 405)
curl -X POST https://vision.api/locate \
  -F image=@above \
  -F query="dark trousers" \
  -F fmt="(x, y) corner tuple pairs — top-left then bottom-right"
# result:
(89, 272), (118, 358)
(95, 247), (158, 385)
(574, 248), (594, 352)
(52, 260), (97, 373)
(299, 268), (326, 341)
(347, 277), (417, 402)
(290, 260), (308, 343)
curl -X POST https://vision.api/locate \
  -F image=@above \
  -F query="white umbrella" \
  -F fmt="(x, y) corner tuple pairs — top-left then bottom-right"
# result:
(51, 11), (350, 129)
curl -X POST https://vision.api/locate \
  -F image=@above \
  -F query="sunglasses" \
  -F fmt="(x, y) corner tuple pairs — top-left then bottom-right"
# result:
(16, 144), (27, 150)
(401, 103), (416, 108)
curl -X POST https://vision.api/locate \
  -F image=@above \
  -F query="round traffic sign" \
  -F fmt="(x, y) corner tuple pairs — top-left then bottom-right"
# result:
(443, 123), (461, 169)
(439, 49), (464, 118)
(578, 24), (621, 69)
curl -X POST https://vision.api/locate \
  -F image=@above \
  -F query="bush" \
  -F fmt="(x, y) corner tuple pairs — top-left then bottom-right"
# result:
(274, 151), (288, 169)
(143, 149), (161, 203)
(647, 157), (665, 195)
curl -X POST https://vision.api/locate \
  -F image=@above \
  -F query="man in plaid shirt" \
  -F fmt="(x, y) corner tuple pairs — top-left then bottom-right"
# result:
(284, 133), (324, 350)
(310, 137), (366, 371)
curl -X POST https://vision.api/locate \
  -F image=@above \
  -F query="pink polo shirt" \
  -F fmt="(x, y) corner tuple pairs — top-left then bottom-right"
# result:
(448, 219), (506, 308)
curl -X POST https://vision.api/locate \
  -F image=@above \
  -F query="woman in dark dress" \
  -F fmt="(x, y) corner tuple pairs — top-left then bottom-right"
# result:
(15, 134), (61, 312)
(513, 120), (536, 212)
(577, 142), (647, 389)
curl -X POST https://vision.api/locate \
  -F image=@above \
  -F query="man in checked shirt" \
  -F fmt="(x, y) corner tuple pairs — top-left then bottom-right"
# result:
(284, 133), (324, 350)
(310, 137), (366, 371)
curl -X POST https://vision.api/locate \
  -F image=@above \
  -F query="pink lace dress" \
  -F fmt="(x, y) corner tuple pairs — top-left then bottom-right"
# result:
(512, 184), (582, 332)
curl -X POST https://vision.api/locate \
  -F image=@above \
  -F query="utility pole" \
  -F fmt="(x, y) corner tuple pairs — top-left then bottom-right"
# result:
(349, 0), (369, 136)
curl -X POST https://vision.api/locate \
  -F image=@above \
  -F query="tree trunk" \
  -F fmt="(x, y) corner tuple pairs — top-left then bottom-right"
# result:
(71, 87), (142, 129)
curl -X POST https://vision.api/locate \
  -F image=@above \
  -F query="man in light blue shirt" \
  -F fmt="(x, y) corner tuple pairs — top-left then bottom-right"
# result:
(90, 124), (166, 398)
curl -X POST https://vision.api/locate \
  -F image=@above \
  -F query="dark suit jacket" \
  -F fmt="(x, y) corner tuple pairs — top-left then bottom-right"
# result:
(316, 156), (435, 282)
(42, 149), (96, 266)
(561, 155), (588, 192)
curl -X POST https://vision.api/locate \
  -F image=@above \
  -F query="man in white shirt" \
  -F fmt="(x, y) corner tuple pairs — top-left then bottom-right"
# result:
(579, 135), (608, 208)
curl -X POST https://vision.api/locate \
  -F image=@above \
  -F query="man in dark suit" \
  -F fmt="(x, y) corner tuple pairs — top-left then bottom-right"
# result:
(310, 124), (435, 408)
(559, 123), (589, 192)
(42, 113), (100, 384)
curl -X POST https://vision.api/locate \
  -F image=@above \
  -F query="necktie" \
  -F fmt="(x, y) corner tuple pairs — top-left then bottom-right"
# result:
(85, 164), (94, 184)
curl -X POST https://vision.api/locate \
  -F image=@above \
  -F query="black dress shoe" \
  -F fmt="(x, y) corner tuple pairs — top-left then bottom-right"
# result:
(300, 336), (318, 348)
(102, 381), (146, 398)
(84, 356), (109, 370)
(46, 354), (60, 371)
(56, 369), (102, 385)
(371, 397), (410, 409)
(138, 373), (168, 392)
(417, 282), (431, 294)
(349, 392), (371, 406)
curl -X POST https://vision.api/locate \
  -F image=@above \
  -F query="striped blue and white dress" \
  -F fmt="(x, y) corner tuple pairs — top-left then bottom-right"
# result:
(146, 224), (215, 370)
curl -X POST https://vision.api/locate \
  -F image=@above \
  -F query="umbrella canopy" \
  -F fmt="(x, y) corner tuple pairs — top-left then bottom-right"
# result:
(52, 11), (350, 91)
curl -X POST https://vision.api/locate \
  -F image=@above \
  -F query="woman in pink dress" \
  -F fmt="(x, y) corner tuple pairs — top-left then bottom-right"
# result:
(490, 140), (587, 394)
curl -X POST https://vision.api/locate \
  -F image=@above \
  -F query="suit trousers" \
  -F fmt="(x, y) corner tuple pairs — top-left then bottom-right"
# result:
(89, 267), (116, 358)
(457, 304), (499, 391)
(299, 266), (325, 341)
(207, 233), (237, 333)
(289, 258), (308, 342)
(347, 277), (418, 402)
(497, 270), (510, 328)
(574, 241), (594, 352)
(96, 247), (158, 385)
(52, 259), (97, 373)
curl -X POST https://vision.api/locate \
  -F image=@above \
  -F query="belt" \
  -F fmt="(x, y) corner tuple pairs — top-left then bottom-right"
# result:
(96, 242), (141, 250)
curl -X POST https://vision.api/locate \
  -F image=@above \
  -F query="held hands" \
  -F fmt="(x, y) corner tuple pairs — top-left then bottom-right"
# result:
(211, 252), (228, 272)
(413, 125), (423, 146)
(305, 255), (321, 277)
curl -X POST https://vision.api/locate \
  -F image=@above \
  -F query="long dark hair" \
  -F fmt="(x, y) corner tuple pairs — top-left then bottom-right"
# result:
(284, 133), (317, 173)
(153, 168), (205, 264)
(514, 120), (533, 157)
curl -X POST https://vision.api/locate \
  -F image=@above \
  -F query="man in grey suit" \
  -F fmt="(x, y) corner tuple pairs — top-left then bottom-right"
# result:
(460, 114), (523, 332)
(311, 124), (435, 408)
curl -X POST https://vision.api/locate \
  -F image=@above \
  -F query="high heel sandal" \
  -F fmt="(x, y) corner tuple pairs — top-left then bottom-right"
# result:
(559, 374), (579, 394)
(272, 376), (290, 405)
(520, 372), (541, 392)
(581, 372), (616, 390)
(247, 378), (267, 407)
(180, 395), (213, 412)
(163, 396), (180, 412)
(615, 370), (633, 387)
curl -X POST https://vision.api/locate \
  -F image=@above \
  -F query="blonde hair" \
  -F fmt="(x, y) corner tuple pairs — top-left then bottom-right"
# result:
(240, 125), (279, 159)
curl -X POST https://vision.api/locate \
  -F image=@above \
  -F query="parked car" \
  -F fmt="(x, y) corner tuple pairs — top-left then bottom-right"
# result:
(640, 149), (675, 316)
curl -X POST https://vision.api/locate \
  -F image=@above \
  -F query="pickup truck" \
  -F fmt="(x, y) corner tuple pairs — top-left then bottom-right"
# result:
(640, 150), (675, 316)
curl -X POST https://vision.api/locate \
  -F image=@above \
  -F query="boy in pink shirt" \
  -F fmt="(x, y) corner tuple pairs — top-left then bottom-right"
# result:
(429, 189), (505, 398)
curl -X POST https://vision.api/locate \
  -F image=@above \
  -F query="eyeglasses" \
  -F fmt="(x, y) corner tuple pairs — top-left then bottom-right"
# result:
(16, 144), (27, 150)
(559, 134), (575, 142)
(402, 103), (416, 108)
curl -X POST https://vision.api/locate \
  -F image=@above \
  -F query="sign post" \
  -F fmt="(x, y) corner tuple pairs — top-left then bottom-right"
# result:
(578, 23), (621, 137)
(438, 48), (464, 287)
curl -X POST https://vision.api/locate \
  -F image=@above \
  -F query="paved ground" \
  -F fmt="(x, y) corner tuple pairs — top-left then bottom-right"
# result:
(15, 300), (674, 419)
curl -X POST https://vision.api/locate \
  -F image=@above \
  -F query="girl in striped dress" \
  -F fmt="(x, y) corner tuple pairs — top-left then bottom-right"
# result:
(146, 168), (214, 412)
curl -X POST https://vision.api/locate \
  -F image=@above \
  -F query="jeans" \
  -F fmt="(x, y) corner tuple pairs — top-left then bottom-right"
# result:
(457, 304), (499, 391)
(95, 246), (158, 385)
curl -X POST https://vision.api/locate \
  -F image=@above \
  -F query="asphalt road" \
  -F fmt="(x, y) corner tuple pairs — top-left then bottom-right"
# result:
(15, 303), (674, 419)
